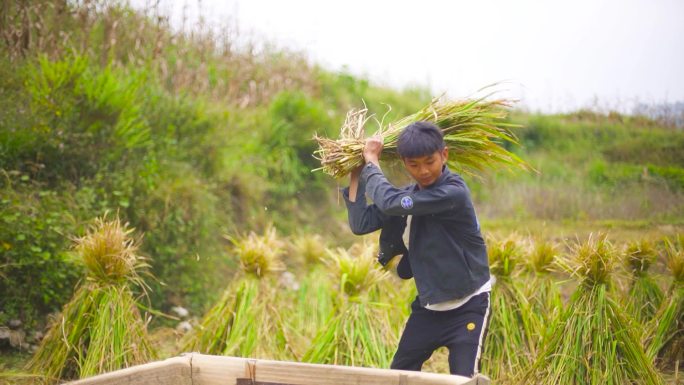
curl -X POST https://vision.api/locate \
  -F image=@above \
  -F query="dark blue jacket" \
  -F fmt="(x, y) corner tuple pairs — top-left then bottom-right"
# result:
(343, 162), (490, 307)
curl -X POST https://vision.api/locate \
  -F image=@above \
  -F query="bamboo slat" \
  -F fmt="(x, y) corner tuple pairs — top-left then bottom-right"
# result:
(66, 356), (192, 385)
(67, 353), (491, 385)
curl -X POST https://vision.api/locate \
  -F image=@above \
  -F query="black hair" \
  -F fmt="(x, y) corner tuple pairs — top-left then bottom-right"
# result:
(396, 121), (445, 158)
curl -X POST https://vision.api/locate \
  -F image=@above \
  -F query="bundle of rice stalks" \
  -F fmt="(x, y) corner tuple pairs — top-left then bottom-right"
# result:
(522, 238), (563, 354)
(527, 237), (559, 276)
(314, 95), (533, 178)
(181, 226), (294, 360)
(284, 265), (335, 358)
(352, 239), (415, 331)
(645, 235), (684, 368)
(290, 233), (328, 266)
(302, 242), (397, 368)
(332, 241), (388, 299)
(373, 270), (416, 329)
(520, 233), (664, 385)
(229, 225), (286, 277)
(282, 234), (334, 357)
(481, 234), (535, 382)
(28, 214), (155, 382)
(624, 240), (664, 324)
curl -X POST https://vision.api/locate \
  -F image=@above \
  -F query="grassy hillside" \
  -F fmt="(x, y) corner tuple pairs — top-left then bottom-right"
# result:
(473, 112), (684, 224)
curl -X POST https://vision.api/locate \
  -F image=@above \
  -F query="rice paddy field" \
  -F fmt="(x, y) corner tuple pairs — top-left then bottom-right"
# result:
(2, 1), (684, 384)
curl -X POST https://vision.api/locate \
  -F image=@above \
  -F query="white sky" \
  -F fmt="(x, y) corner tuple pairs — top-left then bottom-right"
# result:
(132, 0), (684, 113)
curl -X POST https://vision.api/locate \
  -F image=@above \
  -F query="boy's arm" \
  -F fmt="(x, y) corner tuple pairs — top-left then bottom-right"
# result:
(360, 135), (462, 216)
(342, 165), (387, 235)
(360, 163), (465, 216)
(348, 165), (362, 203)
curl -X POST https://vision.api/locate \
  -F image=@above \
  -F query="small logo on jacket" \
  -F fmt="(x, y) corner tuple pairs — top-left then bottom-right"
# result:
(400, 196), (413, 209)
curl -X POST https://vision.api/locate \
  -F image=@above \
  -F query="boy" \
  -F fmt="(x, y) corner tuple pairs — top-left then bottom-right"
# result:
(342, 121), (492, 377)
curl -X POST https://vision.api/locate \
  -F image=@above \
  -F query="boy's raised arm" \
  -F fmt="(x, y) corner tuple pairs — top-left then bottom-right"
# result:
(348, 165), (362, 203)
(361, 163), (465, 216)
(342, 165), (387, 235)
(360, 135), (464, 216)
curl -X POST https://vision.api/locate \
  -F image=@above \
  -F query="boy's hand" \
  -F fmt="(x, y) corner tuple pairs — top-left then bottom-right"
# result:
(363, 136), (383, 166)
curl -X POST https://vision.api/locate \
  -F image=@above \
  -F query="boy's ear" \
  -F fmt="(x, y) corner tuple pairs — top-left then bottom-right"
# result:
(441, 147), (449, 163)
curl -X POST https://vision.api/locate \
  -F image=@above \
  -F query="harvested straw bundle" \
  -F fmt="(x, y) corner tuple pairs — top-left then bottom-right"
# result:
(520, 233), (664, 385)
(282, 233), (333, 357)
(181, 226), (294, 360)
(285, 265), (335, 358)
(645, 236), (684, 367)
(522, 238), (563, 355)
(314, 96), (532, 178)
(302, 242), (397, 368)
(290, 233), (328, 267)
(372, 269), (416, 330)
(624, 240), (663, 324)
(28, 214), (155, 382)
(230, 226), (286, 278)
(481, 234), (534, 382)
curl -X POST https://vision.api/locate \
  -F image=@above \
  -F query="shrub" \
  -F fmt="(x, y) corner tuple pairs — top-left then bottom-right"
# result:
(0, 181), (82, 328)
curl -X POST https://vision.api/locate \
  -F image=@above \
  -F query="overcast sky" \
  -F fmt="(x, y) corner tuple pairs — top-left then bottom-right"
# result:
(133, 0), (684, 113)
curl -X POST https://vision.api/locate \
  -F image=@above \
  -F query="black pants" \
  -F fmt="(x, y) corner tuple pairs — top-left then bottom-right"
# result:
(390, 292), (490, 377)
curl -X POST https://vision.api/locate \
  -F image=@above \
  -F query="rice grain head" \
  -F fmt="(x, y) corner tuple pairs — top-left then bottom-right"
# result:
(229, 225), (286, 278)
(73, 213), (148, 287)
(291, 233), (327, 266)
(663, 235), (684, 284)
(487, 233), (526, 279)
(565, 233), (618, 288)
(325, 241), (388, 298)
(625, 239), (657, 277)
(528, 238), (559, 275)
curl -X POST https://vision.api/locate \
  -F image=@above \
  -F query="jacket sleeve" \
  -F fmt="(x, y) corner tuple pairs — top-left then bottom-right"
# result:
(360, 163), (465, 216)
(341, 176), (388, 235)
(377, 215), (408, 265)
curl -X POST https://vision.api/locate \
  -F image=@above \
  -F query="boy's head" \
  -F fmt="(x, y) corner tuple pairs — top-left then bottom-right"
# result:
(397, 121), (448, 188)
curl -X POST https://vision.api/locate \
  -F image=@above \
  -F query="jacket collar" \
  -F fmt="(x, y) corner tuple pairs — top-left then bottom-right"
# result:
(411, 165), (450, 191)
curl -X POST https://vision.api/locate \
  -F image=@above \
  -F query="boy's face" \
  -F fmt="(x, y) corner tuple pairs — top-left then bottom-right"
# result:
(402, 147), (448, 189)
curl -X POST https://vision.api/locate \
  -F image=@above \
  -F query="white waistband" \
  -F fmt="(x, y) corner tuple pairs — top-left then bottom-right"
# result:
(425, 276), (495, 311)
